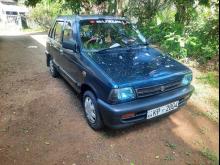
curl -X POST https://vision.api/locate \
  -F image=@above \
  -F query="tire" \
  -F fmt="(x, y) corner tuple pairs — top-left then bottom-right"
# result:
(49, 57), (59, 78)
(83, 91), (103, 130)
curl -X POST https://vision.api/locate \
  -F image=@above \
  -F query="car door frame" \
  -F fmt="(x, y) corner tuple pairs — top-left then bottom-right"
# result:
(58, 18), (84, 92)
(49, 19), (65, 67)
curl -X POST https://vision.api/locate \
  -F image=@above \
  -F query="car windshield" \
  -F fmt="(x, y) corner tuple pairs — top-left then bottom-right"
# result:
(80, 19), (146, 51)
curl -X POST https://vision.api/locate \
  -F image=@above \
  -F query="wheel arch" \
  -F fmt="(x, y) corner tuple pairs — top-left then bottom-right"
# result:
(46, 52), (51, 67)
(81, 83), (98, 99)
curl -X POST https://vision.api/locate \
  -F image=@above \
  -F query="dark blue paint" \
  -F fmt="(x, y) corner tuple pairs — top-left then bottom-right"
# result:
(46, 15), (194, 129)
(86, 46), (191, 88)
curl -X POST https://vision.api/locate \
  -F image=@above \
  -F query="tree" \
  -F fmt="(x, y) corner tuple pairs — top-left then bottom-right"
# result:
(127, 0), (172, 25)
(173, 0), (210, 25)
(61, 0), (81, 14)
(25, 0), (41, 6)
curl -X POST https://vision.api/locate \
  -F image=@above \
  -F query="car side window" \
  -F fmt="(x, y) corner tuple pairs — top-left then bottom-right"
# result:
(52, 21), (63, 43)
(63, 21), (73, 42)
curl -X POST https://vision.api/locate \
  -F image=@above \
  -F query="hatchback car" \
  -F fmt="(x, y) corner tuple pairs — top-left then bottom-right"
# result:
(45, 15), (194, 130)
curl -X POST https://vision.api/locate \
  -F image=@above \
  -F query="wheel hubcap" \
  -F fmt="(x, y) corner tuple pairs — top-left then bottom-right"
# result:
(84, 97), (96, 124)
(49, 60), (54, 74)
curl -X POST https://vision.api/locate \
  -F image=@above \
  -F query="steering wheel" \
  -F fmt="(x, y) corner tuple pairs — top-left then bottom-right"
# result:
(86, 36), (98, 44)
(86, 35), (104, 45)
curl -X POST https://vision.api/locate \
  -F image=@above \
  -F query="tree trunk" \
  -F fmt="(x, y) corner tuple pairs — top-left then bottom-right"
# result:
(116, 0), (123, 16)
(108, 0), (117, 15)
(175, 3), (186, 24)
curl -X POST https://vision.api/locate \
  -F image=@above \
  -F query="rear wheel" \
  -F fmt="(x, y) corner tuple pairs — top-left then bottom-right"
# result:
(49, 58), (59, 78)
(83, 91), (103, 130)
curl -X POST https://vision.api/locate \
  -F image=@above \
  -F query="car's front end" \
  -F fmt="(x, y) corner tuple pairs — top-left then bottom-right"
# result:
(86, 48), (194, 128)
(97, 74), (194, 129)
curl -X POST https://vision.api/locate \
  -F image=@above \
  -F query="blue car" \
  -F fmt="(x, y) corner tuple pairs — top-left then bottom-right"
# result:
(45, 15), (194, 130)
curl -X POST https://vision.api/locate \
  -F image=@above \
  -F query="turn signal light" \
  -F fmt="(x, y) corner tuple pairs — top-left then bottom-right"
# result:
(121, 112), (135, 119)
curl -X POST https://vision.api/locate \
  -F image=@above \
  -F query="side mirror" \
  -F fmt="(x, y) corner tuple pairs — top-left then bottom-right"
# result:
(62, 40), (77, 52)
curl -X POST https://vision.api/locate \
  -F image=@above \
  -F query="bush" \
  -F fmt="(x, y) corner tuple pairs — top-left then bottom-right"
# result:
(186, 16), (219, 63)
(140, 14), (219, 65)
(28, 1), (63, 29)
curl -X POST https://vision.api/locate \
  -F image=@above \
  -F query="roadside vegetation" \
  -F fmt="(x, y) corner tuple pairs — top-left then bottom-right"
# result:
(201, 147), (219, 165)
(190, 67), (219, 123)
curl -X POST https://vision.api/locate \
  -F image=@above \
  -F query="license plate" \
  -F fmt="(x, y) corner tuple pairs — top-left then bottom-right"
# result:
(147, 101), (179, 119)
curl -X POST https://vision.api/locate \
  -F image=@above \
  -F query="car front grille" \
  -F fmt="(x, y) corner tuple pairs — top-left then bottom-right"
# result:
(136, 81), (182, 98)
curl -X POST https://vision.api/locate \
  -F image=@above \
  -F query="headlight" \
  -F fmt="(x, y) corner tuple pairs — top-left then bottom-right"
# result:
(182, 73), (193, 86)
(108, 87), (136, 103)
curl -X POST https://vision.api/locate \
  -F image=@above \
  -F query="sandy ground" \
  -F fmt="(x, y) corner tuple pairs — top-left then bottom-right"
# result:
(0, 32), (219, 165)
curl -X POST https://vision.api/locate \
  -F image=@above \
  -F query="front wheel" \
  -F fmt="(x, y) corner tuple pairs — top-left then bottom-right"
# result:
(49, 58), (59, 78)
(83, 91), (103, 130)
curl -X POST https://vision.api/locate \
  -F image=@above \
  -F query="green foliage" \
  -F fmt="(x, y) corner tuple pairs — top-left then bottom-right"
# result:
(141, 21), (187, 59)
(164, 155), (175, 161)
(25, 0), (41, 7)
(173, 0), (210, 25)
(139, 5), (219, 64)
(186, 16), (219, 63)
(201, 147), (219, 165)
(127, 0), (172, 25)
(62, 0), (82, 14)
(165, 141), (177, 149)
(28, 0), (63, 29)
(196, 72), (219, 88)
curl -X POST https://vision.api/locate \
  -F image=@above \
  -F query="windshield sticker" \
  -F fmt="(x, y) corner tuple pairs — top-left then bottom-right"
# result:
(89, 20), (96, 24)
(95, 20), (128, 24)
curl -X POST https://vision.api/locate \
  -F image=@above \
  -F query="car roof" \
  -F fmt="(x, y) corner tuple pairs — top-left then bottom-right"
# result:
(56, 15), (127, 22)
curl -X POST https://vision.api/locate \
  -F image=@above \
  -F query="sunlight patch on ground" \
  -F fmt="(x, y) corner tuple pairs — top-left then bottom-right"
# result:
(30, 34), (47, 47)
(169, 112), (201, 150)
(170, 108), (219, 155)
(0, 30), (25, 36)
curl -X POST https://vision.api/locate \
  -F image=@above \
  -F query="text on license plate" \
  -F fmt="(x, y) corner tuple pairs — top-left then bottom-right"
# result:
(147, 101), (179, 119)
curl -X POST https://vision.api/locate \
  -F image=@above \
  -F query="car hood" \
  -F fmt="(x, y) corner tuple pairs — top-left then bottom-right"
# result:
(86, 46), (190, 87)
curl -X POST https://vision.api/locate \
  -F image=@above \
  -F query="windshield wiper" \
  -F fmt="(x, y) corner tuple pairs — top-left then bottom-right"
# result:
(128, 42), (149, 48)
(96, 45), (122, 53)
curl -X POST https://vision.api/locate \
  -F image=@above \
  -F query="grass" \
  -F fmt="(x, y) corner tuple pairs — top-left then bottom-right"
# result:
(193, 139), (205, 146)
(196, 72), (219, 88)
(210, 97), (219, 110)
(189, 101), (219, 123)
(21, 27), (45, 33)
(191, 69), (219, 123)
(204, 107), (219, 123)
(165, 141), (177, 149)
(164, 155), (175, 161)
(202, 97), (219, 123)
(200, 147), (219, 165)
(184, 151), (192, 156)
(199, 127), (209, 134)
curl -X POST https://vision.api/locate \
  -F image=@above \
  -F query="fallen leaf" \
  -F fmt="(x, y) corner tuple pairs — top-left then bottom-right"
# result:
(44, 142), (50, 145)
(155, 155), (160, 159)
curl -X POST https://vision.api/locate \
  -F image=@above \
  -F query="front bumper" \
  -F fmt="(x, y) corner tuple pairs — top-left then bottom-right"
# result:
(97, 85), (194, 129)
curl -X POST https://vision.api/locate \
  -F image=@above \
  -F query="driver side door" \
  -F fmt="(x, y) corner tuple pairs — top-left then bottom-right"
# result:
(59, 20), (83, 91)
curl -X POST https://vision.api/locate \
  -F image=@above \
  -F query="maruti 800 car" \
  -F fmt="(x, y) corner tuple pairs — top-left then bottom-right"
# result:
(45, 15), (194, 130)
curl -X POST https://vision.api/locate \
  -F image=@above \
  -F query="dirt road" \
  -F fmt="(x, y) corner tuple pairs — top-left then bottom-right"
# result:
(0, 32), (219, 165)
